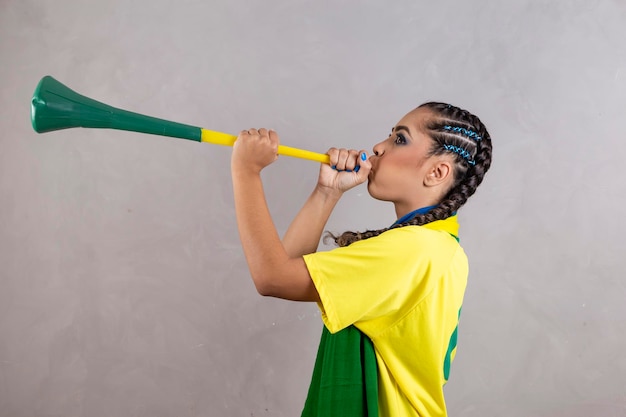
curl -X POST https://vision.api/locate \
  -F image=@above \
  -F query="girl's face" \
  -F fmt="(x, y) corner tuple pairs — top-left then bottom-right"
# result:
(367, 107), (443, 214)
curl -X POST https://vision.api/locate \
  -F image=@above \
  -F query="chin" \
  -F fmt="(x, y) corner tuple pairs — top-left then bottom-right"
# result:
(366, 182), (390, 202)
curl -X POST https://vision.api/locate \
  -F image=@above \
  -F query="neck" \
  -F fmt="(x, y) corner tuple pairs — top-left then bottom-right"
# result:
(393, 204), (438, 226)
(394, 197), (440, 220)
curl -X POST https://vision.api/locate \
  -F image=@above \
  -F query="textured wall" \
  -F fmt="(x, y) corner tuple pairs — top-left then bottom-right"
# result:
(1, 0), (625, 416)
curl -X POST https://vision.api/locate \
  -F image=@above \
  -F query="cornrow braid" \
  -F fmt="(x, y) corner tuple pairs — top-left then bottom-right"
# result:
(330, 102), (493, 247)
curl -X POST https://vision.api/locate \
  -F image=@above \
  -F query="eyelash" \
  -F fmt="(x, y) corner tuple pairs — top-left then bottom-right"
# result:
(390, 133), (407, 145)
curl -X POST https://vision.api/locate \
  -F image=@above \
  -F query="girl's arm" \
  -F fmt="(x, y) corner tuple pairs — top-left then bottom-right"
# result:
(282, 147), (368, 257)
(281, 185), (341, 257)
(232, 166), (317, 301)
(231, 128), (370, 301)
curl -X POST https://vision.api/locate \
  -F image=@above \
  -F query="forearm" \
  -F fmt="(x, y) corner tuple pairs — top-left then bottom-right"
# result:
(232, 168), (319, 301)
(282, 185), (342, 257)
(232, 170), (283, 275)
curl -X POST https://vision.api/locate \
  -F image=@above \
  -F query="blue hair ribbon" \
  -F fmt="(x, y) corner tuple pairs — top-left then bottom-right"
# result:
(443, 125), (482, 141)
(443, 144), (476, 166)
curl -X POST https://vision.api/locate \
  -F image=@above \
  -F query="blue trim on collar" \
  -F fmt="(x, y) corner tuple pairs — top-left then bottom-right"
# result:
(392, 205), (437, 226)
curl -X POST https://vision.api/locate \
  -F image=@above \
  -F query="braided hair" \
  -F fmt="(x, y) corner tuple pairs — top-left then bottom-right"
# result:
(330, 102), (493, 247)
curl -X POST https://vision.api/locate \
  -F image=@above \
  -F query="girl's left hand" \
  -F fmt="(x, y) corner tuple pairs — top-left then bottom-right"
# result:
(232, 128), (279, 175)
(317, 148), (372, 194)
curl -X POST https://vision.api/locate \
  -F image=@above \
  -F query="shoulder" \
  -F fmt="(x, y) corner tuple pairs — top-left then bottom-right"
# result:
(309, 226), (463, 272)
(354, 225), (460, 253)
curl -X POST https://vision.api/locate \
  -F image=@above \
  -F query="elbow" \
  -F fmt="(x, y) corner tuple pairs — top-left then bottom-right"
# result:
(251, 272), (277, 297)
(254, 282), (274, 297)
(256, 287), (274, 297)
(248, 262), (318, 302)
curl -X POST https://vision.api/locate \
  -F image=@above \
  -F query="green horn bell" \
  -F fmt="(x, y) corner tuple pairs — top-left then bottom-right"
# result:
(30, 76), (201, 141)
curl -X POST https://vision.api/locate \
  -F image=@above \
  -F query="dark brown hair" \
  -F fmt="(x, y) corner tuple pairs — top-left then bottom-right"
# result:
(330, 102), (493, 247)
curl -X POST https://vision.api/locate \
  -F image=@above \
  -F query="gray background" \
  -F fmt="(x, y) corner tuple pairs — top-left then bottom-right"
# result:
(1, 0), (625, 416)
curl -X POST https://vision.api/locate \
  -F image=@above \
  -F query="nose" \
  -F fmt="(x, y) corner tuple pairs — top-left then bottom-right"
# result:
(372, 139), (385, 156)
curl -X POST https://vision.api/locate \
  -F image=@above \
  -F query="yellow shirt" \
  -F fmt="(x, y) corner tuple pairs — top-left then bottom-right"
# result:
(303, 216), (467, 417)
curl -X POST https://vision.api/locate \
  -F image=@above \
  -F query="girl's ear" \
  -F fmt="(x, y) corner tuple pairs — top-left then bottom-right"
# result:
(424, 159), (453, 188)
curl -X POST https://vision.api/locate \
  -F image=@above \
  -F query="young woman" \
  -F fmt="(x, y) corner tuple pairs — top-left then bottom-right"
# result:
(230, 102), (493, 416)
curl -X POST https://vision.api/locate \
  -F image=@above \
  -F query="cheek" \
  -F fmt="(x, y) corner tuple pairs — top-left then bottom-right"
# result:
(366, 179), (387, 201)
(371, 156), (424, 195)
(384, 154), (422, 178)
(367, 165), (402, 198)
(397, 152), (424, 170)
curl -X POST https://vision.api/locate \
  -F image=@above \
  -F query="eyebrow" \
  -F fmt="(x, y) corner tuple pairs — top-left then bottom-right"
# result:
(391, 125), (411, 133)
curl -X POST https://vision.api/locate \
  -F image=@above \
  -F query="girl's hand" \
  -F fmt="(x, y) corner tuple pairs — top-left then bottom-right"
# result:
(317, 148), (372, 194)
(232, 128), (279, 175)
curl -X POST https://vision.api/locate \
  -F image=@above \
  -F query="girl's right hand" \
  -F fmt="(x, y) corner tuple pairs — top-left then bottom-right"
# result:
(317, 148), (372, 194)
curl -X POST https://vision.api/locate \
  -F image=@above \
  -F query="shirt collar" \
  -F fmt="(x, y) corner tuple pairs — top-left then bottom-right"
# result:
(391, 205), (437, 226)
(391, 205), (459, 241)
